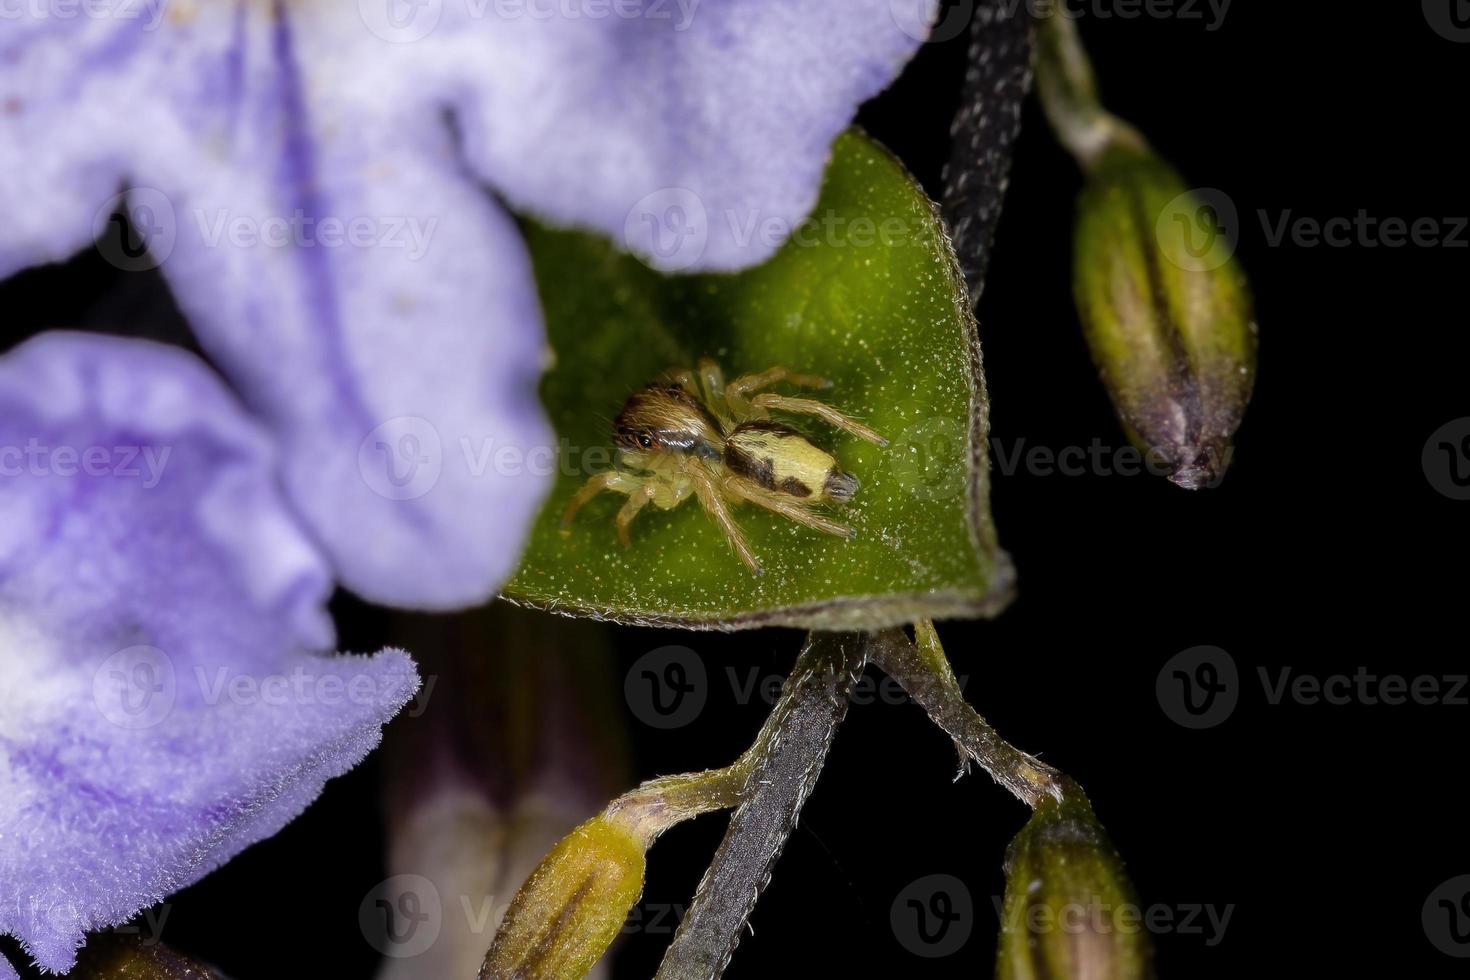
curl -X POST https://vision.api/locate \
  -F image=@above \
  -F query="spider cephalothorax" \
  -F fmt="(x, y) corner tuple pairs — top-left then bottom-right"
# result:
(561, 359), (885, 574)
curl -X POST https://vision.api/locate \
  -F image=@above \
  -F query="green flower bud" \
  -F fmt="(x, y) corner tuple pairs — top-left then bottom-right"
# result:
(478, 815), (646, 980)
(996, 790), (1152, 980)
(1073, 146), (1257, 489)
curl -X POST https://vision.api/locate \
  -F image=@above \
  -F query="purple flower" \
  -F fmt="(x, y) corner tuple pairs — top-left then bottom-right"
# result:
(0, 333), (422, 974)
(0, 0), (932, 972)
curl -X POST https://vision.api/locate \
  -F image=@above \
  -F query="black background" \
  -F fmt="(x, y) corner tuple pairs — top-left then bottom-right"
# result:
(3, 3), (1464, 977)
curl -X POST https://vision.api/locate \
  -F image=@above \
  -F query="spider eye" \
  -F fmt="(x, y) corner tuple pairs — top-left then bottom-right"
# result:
(637, 434), (654, 449)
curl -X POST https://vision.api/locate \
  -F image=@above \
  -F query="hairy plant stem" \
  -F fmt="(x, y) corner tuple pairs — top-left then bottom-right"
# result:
(652, 631), (869, 980)
(604, 634), (871, 849)
(600, 619), (1074, 980)
(602, 654), (806, 848)
(1032, 9), (1147, 171)
(869, 622), (1067, 808)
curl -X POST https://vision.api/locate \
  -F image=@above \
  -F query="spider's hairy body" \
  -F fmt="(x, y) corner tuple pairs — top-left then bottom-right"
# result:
(560, 358), (886, 574)
(723, 420), (857, 503)
(615, 383), (724, 461)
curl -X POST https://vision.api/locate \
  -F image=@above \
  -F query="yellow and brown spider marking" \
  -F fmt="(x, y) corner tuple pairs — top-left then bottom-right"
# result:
(723, 420), (860, 503)
(560, 359), (886, 574)
(613, 383), (723, 460)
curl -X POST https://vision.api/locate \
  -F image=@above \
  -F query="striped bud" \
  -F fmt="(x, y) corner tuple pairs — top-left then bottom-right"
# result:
(996, 791), (1152, 980)
(478, 815), (645, 980)
(1073, 146), (1258, 489)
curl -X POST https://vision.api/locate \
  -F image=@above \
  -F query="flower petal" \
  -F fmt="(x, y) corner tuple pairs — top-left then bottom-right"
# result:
(174, 13), (554, 608)
(0, 16), (164, 277)
(428, 0), (936, 271)
(3, 10), (555, 608)
(0, 333), (420, 974)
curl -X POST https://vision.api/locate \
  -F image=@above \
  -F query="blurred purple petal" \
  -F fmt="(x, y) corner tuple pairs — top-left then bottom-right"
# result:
(144, 17), (556, 609)
(0, 18), (157, 276)
(435, 0), (936, 270)
(0, 334), (420, 974)
(4, 11), (556, 608)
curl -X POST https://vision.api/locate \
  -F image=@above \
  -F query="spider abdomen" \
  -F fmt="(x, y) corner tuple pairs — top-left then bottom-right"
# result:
(724, 421), (858, 504)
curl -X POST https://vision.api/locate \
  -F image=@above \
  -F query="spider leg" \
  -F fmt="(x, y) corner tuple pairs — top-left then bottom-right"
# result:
(750, 393), (888, 446)
(685, 461), (762, 574)
(725, 365), (832, 420)
(615, 483), (657, 546)
(663, 363), (734, 431)
(663, 366), (701, 400)
(724, 475), (855, 539)
(696, 357), (726, 405)
(559, 470), (644, 533)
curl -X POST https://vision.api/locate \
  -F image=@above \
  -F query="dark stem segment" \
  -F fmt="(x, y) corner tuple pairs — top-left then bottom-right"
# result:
(868, 623), (1065, 808)
(654, 632), (869, 980)
(940, 0), (1036, 302)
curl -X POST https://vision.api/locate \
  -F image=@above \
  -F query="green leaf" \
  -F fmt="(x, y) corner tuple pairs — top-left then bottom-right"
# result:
(502, 130), (1012, 631)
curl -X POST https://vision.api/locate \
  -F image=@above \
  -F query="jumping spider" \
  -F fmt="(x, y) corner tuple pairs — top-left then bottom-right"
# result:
(560, 358), (887, 574)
